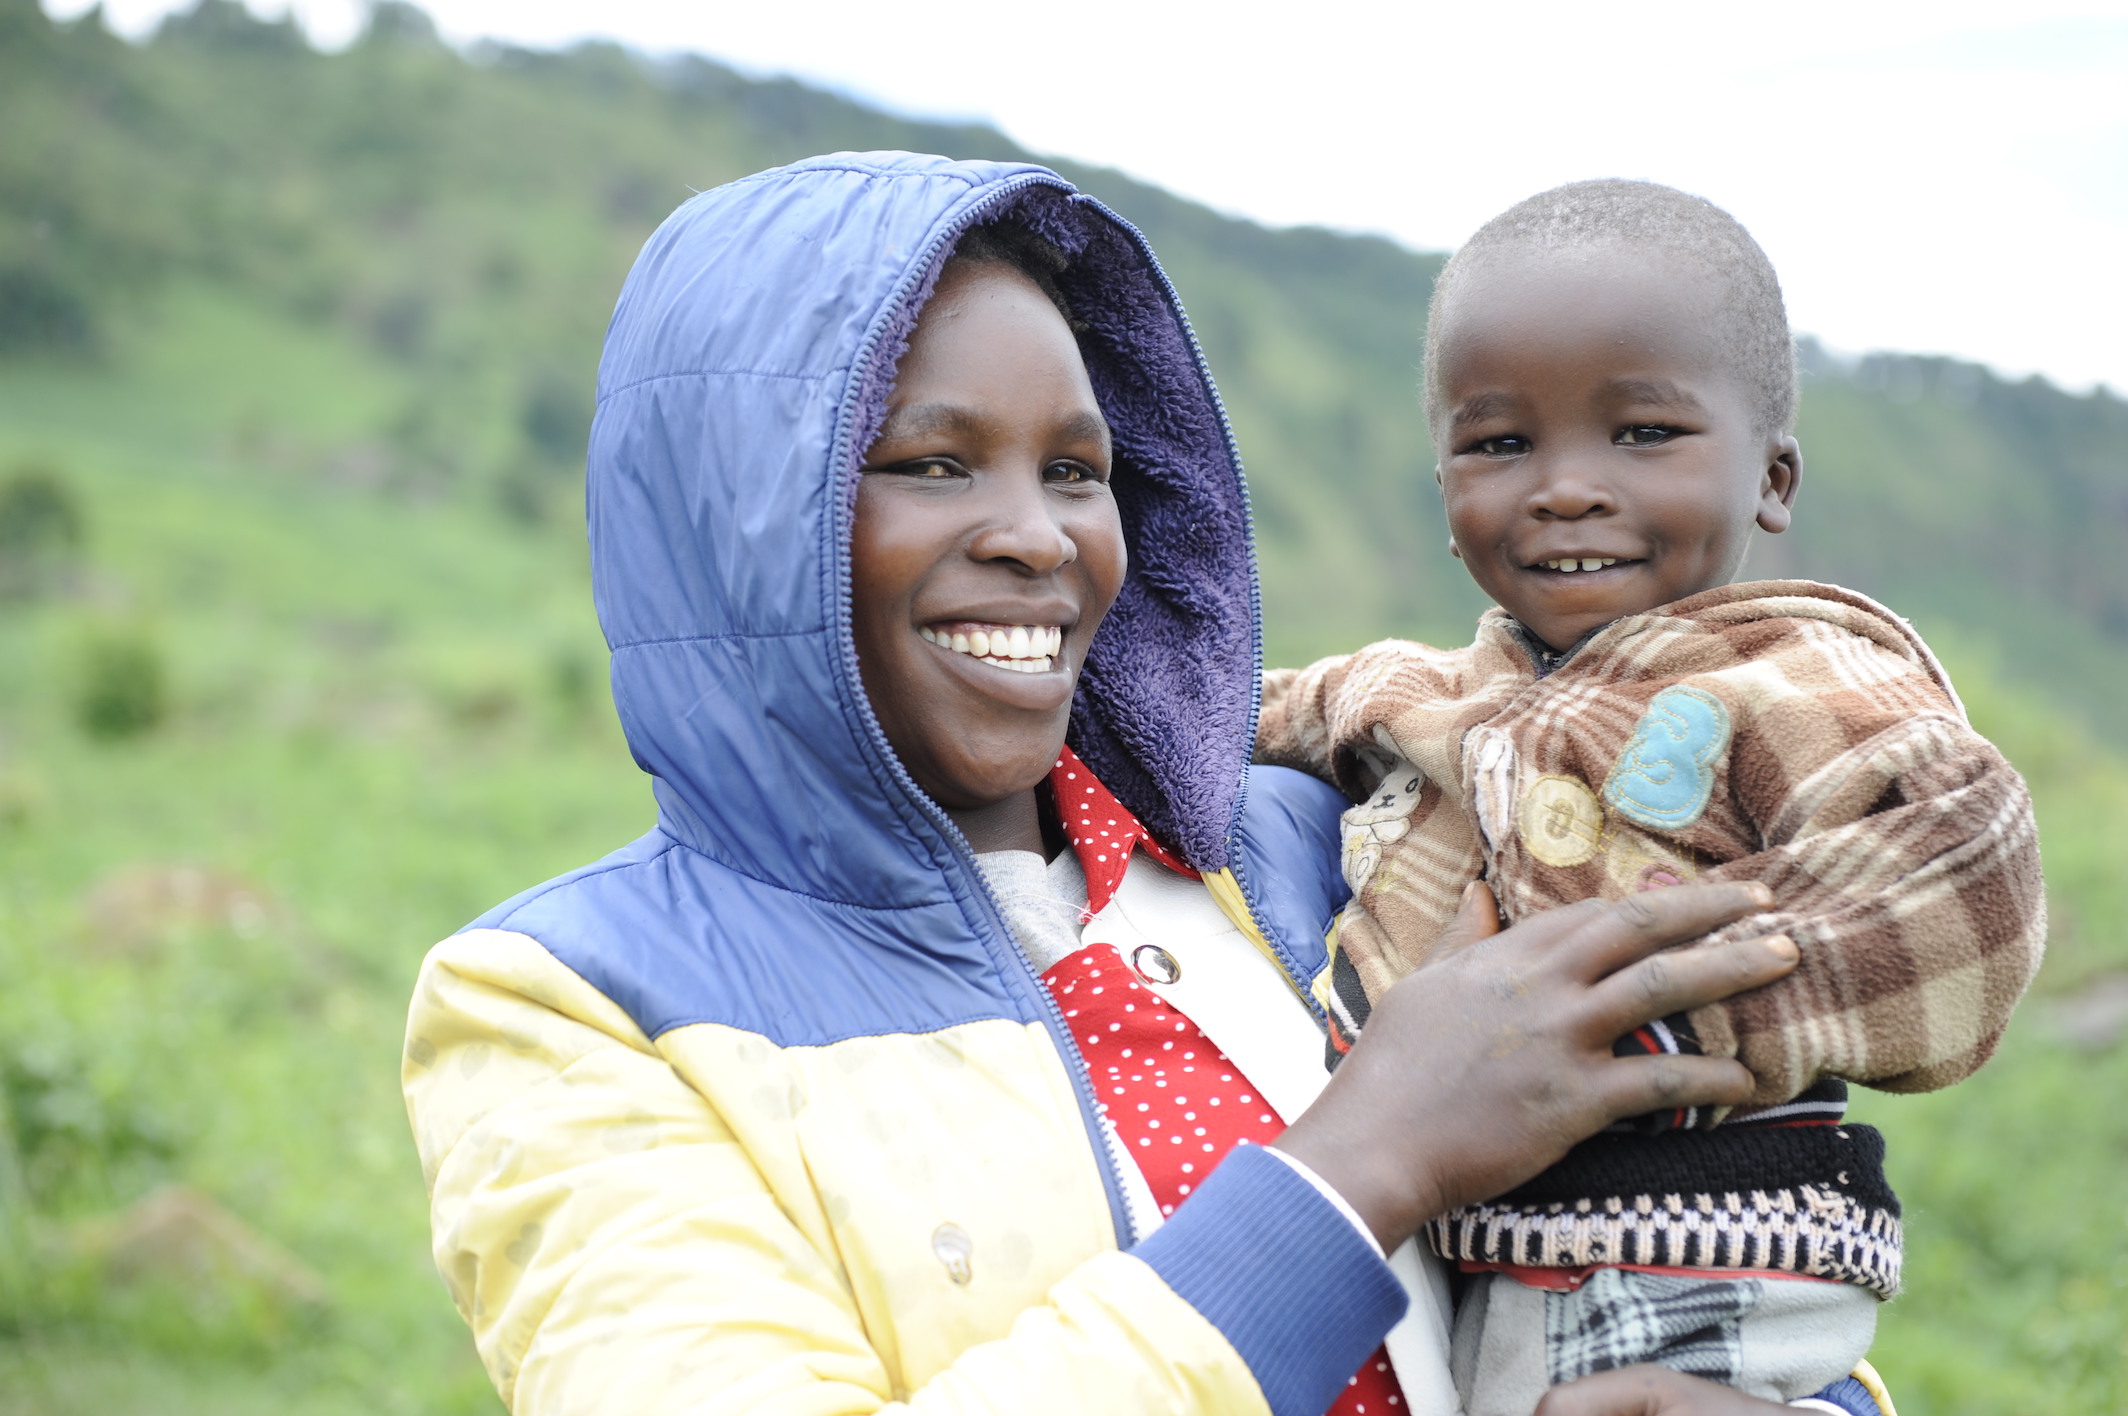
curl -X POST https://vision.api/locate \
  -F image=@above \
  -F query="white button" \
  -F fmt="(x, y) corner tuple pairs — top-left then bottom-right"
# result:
(1130, 945), (1181, 986)
(931, 1222), (973, 1286)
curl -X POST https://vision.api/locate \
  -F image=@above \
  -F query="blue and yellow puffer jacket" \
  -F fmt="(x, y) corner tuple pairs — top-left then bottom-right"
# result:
(401, 153), (1411, 1416)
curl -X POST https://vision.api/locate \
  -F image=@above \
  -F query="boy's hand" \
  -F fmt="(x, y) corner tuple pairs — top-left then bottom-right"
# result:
(1275, 881), (1795, 1252)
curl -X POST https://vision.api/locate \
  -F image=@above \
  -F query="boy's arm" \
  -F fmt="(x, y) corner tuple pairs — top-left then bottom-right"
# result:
(1257, 642), (1465, 800)
(1689, 704), (2045, 1105)
(1255, 657), (1353, 785)
(1260, 641), (1496, 1020)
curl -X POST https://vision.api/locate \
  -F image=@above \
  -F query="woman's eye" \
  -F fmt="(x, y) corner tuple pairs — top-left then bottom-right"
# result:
(1045, 460), (1106, 485)
(1469, 435), (1530, 458)
(1616, 425), (1677, 447)
(889, 458), (961, 479)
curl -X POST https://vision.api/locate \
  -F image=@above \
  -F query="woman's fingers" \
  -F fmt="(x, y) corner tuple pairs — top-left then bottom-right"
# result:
(1533, 1364), (1797, 1416)
(1592, 1051), (1759, 1122)
(1423, 879), (1502, 962)
(1586, 929), (1799, 1041)
(1282, 883), (1803, 1253)
(1560, 882), (1776, 984)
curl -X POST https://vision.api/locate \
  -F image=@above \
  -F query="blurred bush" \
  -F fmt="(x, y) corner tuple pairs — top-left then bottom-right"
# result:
(0, 1040), (176, 1212)
(72, 626), (168, 741)
(0, 463), (85, 601)
(547, 644), (597, 722)
(520, 369), (592, 468)
(0, 268), (95, 356)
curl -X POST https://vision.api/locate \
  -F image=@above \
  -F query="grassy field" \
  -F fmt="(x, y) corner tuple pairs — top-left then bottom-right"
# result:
(1844, 643), (2128, 1413)
(0, 291), (640, 1413)
(1, 283), (2124, 1415)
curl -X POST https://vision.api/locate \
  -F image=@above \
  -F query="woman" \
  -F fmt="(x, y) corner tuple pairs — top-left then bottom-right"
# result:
(402, 153), (1844, 1416)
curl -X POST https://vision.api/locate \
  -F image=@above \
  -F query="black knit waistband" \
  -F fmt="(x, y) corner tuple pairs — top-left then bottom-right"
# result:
(1429, 1124), (1902, 1296)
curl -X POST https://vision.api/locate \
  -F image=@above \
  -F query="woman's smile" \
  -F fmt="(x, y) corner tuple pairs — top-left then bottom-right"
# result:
(920, 620), (1066, 674)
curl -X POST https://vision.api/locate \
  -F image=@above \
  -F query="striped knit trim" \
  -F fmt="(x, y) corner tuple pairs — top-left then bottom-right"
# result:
(1426, 1186), (1902, 1298)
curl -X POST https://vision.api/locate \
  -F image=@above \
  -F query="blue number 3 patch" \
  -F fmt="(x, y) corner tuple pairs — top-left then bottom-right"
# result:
(1602, 685), (1733, 832)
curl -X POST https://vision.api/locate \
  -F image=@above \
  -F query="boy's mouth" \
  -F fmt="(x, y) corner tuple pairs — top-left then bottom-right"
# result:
(1527, 556), (1640, 574)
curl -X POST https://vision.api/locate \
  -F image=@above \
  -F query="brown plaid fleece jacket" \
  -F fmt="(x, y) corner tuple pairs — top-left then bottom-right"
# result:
(1258, 579), (2045, 1109)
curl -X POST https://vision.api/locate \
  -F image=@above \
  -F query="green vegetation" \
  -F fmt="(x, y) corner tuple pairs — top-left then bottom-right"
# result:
(0, 1), (2122, 1411)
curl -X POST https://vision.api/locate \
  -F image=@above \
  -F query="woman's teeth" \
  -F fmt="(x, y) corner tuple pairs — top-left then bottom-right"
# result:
(1540, 558), (1620, 573)
(920, 623), (1063, 674)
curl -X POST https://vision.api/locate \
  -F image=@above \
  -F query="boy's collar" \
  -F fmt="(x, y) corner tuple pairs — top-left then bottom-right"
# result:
(1506, 617), (1613, 678)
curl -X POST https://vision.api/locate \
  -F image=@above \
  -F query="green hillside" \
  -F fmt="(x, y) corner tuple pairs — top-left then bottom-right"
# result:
(10, 0), (2127, 693)
(1, 2), (2124, 1413)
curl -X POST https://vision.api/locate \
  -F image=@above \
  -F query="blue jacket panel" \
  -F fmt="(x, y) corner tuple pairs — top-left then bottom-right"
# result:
(471, 762), (1346, 1050)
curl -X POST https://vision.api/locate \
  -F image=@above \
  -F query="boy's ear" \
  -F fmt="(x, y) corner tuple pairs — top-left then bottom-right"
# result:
(1438, 463), (1463, 559)
(1757, 436), (1803, 535)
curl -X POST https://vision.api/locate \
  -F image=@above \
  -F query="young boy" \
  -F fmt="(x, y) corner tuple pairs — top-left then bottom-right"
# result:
(1256, 180), (2046, 1414)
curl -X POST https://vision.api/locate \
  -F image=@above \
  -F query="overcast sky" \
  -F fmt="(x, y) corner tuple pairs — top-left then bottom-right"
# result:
(50, 0), (2128, 395)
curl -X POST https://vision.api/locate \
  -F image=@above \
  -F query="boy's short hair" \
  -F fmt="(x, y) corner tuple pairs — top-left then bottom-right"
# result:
(1423, 180), (1797, 440)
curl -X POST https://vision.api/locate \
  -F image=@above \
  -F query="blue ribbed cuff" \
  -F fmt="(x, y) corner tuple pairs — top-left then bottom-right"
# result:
(1132, 1144), (1406, 1416)
(1797, 1376), (1882, 1416)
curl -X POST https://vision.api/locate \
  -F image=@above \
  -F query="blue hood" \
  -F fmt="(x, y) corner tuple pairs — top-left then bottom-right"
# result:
(589, 152), (1261, 899)
(477, 154), (1350, 1248)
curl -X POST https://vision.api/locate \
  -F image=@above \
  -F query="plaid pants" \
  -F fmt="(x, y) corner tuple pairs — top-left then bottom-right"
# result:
(1449, 1267), (1877, 1416)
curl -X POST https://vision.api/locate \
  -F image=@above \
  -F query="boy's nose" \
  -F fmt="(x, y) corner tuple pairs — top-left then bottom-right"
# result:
(1525, 456), (1614, 520)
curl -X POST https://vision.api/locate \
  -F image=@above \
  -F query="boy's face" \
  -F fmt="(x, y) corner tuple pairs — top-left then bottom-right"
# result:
(1431, 249), (1801, 652)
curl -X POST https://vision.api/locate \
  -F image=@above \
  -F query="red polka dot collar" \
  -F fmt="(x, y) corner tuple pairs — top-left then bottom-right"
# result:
(1049, 744), (1198, 916)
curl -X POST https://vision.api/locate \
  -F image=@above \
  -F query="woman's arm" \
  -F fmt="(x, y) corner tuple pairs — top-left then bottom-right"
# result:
(405, 931), (1296, 1416)
(405, 885), (1791, 1416)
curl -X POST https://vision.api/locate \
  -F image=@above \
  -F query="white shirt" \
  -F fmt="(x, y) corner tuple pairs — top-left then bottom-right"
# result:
(978, 846), (1464, 1416)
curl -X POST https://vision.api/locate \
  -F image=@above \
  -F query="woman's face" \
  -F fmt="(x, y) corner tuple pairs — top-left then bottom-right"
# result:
(852, 260), (1127, 813)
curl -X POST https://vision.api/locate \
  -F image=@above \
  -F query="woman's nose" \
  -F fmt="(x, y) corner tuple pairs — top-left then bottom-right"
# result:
(968, 468), (1076, 572)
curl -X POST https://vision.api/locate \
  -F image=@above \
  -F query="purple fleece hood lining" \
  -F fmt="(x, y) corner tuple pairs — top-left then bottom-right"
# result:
(843, 184), (1257, 871)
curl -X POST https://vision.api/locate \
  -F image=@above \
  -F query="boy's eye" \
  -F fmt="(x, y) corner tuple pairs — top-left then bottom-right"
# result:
(1468, 435), (1531, 458)
(1616, 425), (1678, 447)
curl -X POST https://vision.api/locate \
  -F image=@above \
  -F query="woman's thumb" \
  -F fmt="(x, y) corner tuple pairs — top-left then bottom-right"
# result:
(1430, 880), (1501, 960)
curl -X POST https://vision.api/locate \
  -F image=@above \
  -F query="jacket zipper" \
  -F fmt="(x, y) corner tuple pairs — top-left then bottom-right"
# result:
(825, 169), (1143, 1248)
(1089, 198), (1322, 1019)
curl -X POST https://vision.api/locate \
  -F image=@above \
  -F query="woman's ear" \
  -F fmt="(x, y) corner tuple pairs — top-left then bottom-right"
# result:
(1757, 435), (1803, 535)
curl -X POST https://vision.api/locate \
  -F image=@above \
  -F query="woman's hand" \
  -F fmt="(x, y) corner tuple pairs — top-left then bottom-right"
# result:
(1275, 880), (1797, 1252)
(1535, 1365), (1807, 1416)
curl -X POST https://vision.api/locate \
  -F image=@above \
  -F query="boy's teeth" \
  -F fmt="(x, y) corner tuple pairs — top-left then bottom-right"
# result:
(1541, 558), (1619, 572)
(921, 623), (1064, 668)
